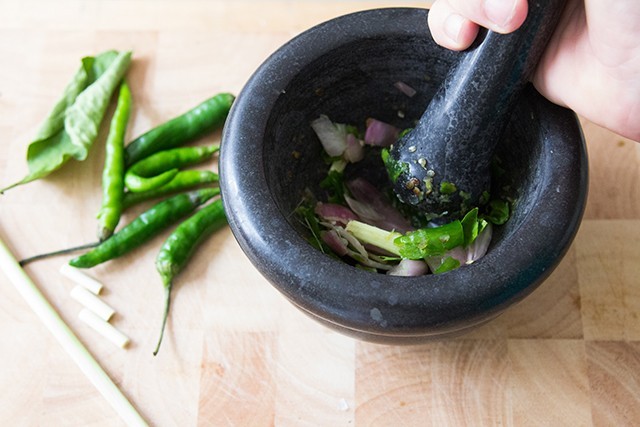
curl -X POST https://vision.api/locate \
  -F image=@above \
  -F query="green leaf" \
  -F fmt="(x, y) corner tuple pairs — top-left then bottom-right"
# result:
(22, 132), (85, 184)
(1, 50), (131, 193)
(35, 60), (94, 141)
(86, 50), (118, 80)
(65, 50), (132, 161)
(394, 220), (464, 259)
(0, 61), (94, 192)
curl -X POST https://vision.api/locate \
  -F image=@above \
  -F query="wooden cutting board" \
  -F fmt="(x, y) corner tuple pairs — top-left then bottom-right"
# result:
(1, 1), (639, 426)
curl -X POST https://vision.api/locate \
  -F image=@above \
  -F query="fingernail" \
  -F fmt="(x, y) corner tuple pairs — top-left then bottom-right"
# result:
(484, 0), (516, 28)
(444, 13), (465, 44)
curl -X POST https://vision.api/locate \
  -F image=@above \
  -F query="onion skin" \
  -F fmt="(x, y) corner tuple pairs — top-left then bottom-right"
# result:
(315, 202), (358, 225)
(364, 118), (399, 147)
(311, 115), (347, 157)
(344, 134), (364, 163)
(388, 259), (428, 276)
(346, 178), (412, 233)
(321, 229), (349, 256)
(466, 223), (492, 264)
(394, 81), (417, 98)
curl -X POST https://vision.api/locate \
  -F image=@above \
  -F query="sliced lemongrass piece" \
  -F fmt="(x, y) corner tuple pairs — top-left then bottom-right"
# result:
(60, 263), (103, 294)
(79, 309), (130, 349)
(345, 220), (402, 256)
(0, 237), (146, 426)
(70, 285), (115, 321)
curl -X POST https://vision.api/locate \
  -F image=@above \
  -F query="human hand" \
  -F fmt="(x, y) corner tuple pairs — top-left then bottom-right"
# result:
(427, 0), (640, 141)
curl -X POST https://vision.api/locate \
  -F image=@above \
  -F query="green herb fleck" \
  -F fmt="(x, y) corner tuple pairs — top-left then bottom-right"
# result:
(440, 181), (457, 194)
(423, 177), (433, 195)
(398, 128), (413, 138)
(485, 199), (510, 225)
(345, 124), (363, 139)
(480, 190), (491, 205)
(381, 147), (410, 183)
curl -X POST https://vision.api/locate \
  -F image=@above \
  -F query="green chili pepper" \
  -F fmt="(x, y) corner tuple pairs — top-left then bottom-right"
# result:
(122, 170), (218, 209)
(153, 198), (227, 355)
(69, 188), (219, 268)
(124, 144), (219, 193)
(96, 82), (132, 241)
(394, 220), (464, 259)
(124, 93), (234, 166)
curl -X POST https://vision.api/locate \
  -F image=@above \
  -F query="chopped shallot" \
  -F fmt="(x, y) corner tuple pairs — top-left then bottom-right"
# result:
(424, 246), (466, 274)
(394, 81), (417, 98)
(311, 115), (347, 157)
(344, 194), (383, 223)
(332, 224), (369, 259)
(447, 246), (468, 265)
(315, 202), (358, 226)
(321, 229), (349, 256)
(364, 118), (399, 147)
(466, 222), (492, 264)
(320, 222), (392, 271)
(388, 259), (429, 276)
(344, 134), (365, 163)
(346, 178), (413, 233)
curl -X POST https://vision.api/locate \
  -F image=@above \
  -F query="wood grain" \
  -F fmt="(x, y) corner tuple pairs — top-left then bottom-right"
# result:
(587, 341), (640, 427)
(509, 339), (591, 427)
(0, 1), (639, 426)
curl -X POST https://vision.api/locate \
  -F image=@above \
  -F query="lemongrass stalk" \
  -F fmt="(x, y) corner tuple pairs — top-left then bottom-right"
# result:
(70, 286), (115, 322)
(0, 236), (147, 427)
(345, 220), (402, 256)
(79, 309), (129, 348)
(60, 264), (104, 295)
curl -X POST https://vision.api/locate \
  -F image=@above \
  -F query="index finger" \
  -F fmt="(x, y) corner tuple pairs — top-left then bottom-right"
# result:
(440, 0), (529, 33)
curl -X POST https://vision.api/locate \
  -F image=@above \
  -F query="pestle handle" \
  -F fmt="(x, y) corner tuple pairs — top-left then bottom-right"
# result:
(389, 0), (567, 219)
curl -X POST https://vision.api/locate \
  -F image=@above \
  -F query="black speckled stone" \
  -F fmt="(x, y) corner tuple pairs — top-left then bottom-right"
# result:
(390, 0), (567, 219)
(219, 8), (588, 344)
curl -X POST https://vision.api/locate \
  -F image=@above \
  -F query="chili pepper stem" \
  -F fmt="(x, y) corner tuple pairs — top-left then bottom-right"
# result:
(19, 242), (100, 267)
(152, 280), (172, 356)
(98, 227), (113, 243)
(0, 182), (20, 194)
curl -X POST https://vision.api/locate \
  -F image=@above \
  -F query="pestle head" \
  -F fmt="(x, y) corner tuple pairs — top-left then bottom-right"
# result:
(386, 29), (508, 221)
(386, 0), (567, 221)
(385, 92), (496, 222)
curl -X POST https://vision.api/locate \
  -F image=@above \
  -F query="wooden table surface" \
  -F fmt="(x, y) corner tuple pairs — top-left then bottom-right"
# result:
(1, 1), (639, 426)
